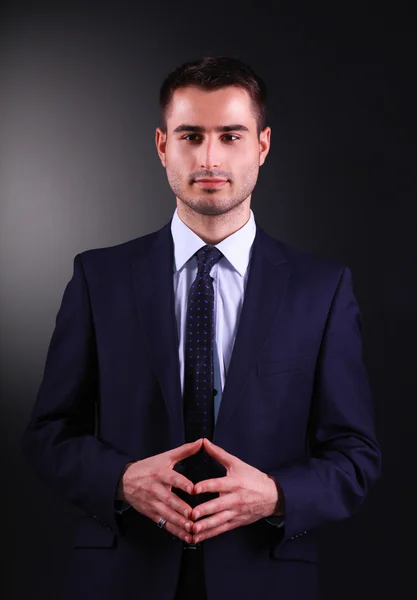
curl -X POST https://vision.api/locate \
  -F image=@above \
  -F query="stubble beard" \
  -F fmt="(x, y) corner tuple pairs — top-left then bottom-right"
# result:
(166, 165), (259, 217)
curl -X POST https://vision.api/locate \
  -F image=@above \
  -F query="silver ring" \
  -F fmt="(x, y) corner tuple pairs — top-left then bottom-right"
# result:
(157, 517), (167, 529)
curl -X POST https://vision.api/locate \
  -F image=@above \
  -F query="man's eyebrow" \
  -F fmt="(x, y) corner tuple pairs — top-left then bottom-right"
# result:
(173, 124), (250, 133)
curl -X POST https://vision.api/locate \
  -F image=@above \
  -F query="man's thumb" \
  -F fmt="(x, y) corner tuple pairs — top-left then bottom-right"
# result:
(171, 438), (204, 462)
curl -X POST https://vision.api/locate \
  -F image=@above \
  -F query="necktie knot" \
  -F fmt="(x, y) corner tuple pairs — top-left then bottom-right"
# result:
(196, 245), (223, 275)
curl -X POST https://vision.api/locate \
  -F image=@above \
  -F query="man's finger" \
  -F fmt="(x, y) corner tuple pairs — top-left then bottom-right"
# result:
(191, 492), (238, 521)
(150, 504), (193, 541)
(202, 438), (235, 468)
(169, 438), (204, 464)
(167, 471), (195, 497)
(191, 509), (235, 537)
(193, 476), (233, 496)
(193, 517), (238, 543)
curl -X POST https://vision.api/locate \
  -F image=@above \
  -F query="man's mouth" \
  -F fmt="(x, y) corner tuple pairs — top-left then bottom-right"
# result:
(194, 179), (229, 188)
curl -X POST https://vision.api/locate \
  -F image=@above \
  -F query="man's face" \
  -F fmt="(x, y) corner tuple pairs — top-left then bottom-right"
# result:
(155, 85), (270, 217)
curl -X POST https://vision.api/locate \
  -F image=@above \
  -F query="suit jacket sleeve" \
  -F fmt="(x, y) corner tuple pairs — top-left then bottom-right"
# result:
(21, 254), (136, 531)
(269, 266), (381, 543)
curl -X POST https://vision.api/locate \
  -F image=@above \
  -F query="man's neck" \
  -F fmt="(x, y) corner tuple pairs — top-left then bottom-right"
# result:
(176, 201), (251, 245)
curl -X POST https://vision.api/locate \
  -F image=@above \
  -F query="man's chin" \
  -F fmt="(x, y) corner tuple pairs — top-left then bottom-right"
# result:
(179, 198), (232, 217)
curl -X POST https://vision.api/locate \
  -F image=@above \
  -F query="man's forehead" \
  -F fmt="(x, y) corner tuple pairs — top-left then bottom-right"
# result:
(171, 84), (251, 102)
(168, 86), (256, 129)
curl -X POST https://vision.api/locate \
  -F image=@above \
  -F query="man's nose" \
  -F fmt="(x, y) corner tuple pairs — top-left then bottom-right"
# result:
(198, 139), (221, 169)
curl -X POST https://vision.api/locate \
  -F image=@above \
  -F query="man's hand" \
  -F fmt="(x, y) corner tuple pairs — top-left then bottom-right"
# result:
(119, 438), (203, 543)
(189, 438), (282, 543)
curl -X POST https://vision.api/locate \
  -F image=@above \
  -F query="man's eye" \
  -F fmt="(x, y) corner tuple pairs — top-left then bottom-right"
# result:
(183, 134), (201, 142)
(182, 134), (239, 142)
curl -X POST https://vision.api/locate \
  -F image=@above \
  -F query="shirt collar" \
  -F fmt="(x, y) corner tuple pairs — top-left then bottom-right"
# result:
(171, 207), (256, 277)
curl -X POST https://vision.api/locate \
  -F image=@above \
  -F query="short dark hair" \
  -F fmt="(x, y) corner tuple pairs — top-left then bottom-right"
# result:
(159, 56), (267, 135)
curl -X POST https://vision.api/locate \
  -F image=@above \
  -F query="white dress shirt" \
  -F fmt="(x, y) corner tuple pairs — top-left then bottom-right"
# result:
(171, 207), (256, 405)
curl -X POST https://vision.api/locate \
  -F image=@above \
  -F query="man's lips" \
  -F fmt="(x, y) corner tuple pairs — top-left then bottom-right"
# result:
(194, 179), (229, 188)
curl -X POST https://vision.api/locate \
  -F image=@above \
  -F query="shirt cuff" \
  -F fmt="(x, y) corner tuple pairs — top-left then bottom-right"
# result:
(115, 501), (132, 515)
(264, 515), (285, 528)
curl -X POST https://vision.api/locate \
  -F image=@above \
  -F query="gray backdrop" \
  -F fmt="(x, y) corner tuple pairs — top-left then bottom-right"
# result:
(1, 2), (415, 599)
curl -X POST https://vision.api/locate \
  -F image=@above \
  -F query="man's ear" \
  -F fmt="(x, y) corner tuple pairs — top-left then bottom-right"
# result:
(155, 127), (167, 167)
(259, 126), (271, 167)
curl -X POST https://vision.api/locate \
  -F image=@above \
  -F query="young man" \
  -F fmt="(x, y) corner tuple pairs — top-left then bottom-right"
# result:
(22, 56), (381, 600)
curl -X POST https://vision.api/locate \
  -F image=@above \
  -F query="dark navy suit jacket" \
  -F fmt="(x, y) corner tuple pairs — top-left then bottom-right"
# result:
(22, 219), (381, 600)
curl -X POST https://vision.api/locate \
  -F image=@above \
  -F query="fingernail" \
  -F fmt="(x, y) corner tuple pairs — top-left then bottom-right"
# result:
(185, 535), (190, 543)
(195, 536), (200, 543)
(196, 524), (201, 533)
(186, 486), (192, 494)
(195, 510), (200, 519)
(185, 522), (190, 531)
(184, 509), (189, 517)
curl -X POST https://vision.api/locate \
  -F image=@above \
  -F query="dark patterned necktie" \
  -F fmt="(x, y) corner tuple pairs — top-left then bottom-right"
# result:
(183, 245), (223, 494)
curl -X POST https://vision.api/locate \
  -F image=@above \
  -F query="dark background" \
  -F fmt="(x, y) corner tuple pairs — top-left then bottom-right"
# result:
(1, 1), (415, 598)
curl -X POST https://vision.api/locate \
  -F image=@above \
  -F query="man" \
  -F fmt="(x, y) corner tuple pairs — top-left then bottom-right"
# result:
(22, 56), (381, 600)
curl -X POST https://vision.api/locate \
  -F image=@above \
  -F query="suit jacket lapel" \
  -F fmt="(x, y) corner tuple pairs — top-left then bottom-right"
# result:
(132, 220), (291, 446)
(213, 227), (291, 441)
(132, 222), (185, 447)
